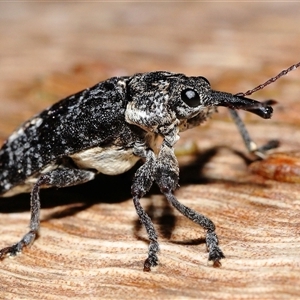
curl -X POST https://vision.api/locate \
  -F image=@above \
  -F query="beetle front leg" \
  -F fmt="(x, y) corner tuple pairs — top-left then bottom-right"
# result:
(155, 142), (225, 266)
(131, 144), (159, 271)
(229, 108), (279, 159)
(0, 168), (96, 259)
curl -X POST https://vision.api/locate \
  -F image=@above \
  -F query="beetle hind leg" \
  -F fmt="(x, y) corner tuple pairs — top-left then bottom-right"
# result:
(0, 168), (96, 259)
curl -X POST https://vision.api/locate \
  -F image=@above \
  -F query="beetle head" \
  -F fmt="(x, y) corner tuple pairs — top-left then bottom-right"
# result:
(172, 75), (273, 120)
(125, 71), (273, 134)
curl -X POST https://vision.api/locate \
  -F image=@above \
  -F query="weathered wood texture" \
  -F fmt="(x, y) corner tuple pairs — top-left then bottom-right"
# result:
(0, 3), (300, 300)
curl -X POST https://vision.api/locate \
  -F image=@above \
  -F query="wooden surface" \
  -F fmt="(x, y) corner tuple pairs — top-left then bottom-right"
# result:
(1, 3), (300, 299)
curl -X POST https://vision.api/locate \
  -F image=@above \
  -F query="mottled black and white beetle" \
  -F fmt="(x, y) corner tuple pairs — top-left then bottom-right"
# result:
(0, 70), (277, 271)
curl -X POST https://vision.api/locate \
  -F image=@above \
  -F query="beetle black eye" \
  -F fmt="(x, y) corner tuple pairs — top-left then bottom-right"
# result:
(181, 89), (200, 107)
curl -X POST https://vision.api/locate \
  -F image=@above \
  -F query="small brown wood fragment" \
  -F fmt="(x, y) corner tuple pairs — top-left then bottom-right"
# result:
(249, 152), (300, 183)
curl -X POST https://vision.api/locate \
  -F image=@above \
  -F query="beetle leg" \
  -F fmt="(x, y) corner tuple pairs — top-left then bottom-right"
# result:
(131, 144), (159, 271)
(229, 108), (279, 159)
(155, 142), (225, 266)
(0, 168), (96, 258)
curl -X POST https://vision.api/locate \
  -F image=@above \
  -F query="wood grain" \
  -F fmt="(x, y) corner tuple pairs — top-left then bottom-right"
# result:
(0, 3), (300, 299)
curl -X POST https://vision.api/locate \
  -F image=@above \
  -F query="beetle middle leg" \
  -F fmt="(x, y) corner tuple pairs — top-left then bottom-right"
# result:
(0, 167), (96, 258)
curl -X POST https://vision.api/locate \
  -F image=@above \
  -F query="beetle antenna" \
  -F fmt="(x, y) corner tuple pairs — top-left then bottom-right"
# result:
(237, 62), (300, 97)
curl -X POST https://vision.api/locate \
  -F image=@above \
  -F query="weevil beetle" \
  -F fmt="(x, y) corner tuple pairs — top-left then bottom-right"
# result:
(0, 71), (274, 271)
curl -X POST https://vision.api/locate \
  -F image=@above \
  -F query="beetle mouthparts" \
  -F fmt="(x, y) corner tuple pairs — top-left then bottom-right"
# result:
(211, 90), (273, 119)
(243, 105), (273, 119)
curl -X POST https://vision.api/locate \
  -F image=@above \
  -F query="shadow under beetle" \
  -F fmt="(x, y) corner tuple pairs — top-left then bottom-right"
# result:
(0, 68), (290, 271)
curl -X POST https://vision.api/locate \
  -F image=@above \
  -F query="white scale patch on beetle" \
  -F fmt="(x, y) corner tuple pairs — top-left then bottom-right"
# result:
(70, 146), (140, 175)
(0, 70), (277, 271)
(7, 127), (24, 144)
